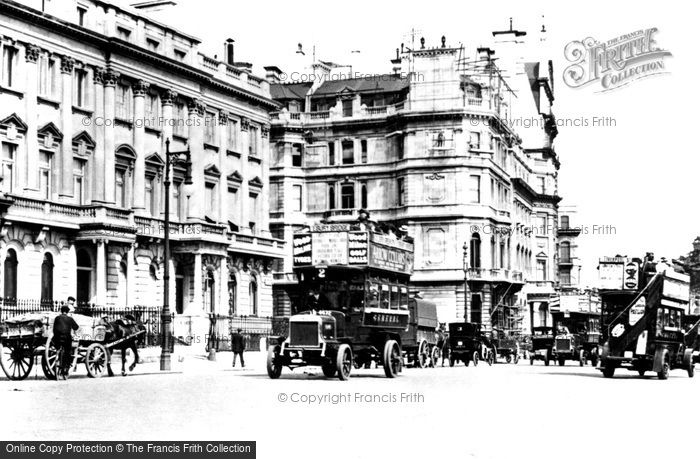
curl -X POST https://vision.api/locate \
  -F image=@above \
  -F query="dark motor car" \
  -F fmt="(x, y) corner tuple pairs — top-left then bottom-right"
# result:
(448, 322), (484, 366)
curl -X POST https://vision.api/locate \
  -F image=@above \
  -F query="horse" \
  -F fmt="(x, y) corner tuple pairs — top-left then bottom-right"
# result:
(100, 314), (146, 376)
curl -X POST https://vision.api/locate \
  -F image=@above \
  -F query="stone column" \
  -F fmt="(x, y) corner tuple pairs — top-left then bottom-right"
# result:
(160, 89), (176, 218)
(126, 244), (135, 308)
(187, 98), (205, 221)
(219, 256), (228, 315)
(192, 252), (203, 312)
(24, 44), (40, 192)
(132, 80), (149, 213)
(102, 69), (118, 203)
(95, 240), (106, 305)
(92, 67), (106, 202)
(59, 55), (75, 198)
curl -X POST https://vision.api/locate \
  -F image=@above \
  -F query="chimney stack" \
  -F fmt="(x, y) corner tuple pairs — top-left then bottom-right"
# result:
(225, 38), (235, 65)
(264, 66), (284, 83)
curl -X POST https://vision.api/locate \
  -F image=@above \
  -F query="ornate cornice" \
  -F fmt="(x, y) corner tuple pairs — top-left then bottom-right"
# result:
(24, 44), (40, 63)
(261, 125), (270, 138)
(218, 110), (228, 126)
(240, 117), (250, 131)
(133, 79), (150, 97)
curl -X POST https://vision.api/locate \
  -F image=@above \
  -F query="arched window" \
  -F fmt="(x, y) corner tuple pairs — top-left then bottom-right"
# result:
(499, 240), (506, 269)
(76, 249), (92, 305)
(469, 233), (481, 269)
(41, 253), (54, 304)
(560, 241), (571, 263)
(361, 183), (368, 209)
(204, 270), (216, 314)
(228, 272), (237, 316)
(249, 274), (258, 316)
(4, 249), (18, 299)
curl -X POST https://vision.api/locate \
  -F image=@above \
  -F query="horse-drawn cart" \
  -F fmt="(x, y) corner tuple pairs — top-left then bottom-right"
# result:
(0, 312), (144, 380)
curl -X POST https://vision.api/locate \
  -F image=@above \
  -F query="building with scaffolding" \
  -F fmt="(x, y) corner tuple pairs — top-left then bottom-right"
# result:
(267, 24), (561, 333)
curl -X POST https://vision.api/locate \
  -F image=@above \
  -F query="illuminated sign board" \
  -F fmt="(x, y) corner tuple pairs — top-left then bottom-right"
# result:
(312, 232), (348, 265)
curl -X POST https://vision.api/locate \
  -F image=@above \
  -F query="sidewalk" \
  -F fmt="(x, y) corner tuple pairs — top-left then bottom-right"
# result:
(130, 346), (266, 375)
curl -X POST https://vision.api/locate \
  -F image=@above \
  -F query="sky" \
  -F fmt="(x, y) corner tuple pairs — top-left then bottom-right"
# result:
(132, 0), (698, 286)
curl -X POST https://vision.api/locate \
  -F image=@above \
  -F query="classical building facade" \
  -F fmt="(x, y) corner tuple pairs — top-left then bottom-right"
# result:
(268, 29), (561, 331)
(0, 0), (283, 345)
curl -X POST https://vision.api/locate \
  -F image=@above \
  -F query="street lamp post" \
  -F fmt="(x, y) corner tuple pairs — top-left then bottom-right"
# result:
(463, 242), (469, 322)
(161, 138), (192, 371)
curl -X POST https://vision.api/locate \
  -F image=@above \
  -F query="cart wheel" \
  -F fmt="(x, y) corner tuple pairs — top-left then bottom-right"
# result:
(266, 345), (282, 379)
(505, 354), (512, 364)
(416, 340), (429, 368)
(0, 341), (34, 380)
(85, 343), (108, 378)
(42, 336), (58, 380)
(383, 340), (401, 378)
(688, 362), (695, 378)
(472, 351), (479, 367)
(658, 360), (670, 380)
(336, 344), (353, 381)
(514, 353), (520, 364)
(430, 346), (441, 368)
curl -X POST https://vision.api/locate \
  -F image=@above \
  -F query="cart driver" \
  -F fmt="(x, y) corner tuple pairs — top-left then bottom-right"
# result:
(556, 324), (570, 335)
(307, 288), (330, 312)
(52, 297), (79, 380)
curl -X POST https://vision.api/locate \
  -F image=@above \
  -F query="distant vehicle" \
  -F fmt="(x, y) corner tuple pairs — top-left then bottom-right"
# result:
(267, 223), (414, 380)
(598, 256), (694, 379)
(447, 322), (493, 366)
(488, 328), (520, 364)
(551, 311), (601, 366)
(529, 326), (554, 366)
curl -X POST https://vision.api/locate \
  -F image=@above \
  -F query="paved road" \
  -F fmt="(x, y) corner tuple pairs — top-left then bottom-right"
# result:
(2, 356), (699, 459)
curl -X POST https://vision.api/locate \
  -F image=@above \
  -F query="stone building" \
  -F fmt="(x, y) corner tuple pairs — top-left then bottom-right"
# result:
(268, 28), (561, 331)
(0, 0), (283, 346)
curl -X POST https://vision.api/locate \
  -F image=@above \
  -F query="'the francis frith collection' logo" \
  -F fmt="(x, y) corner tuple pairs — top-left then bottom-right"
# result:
(563, 27), (672, 92)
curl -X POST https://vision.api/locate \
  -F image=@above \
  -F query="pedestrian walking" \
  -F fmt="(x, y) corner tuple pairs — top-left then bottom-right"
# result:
(52, 297), (78, 380)
(231, 328), (246, 368)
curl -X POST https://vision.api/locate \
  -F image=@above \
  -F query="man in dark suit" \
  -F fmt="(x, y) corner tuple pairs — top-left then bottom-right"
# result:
(231, 328), (246, 368)
(52, 298), (78, 380)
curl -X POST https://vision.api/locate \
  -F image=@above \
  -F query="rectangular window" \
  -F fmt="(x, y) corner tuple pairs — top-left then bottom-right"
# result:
(292, 184), (302, 212)
(341, 183), (355, 209)
(38, 56), (57, 98)
(204, 111), (217, 144)
(205, 182), (217, 217)
(468, 175), (480, 203)
(342, 99), (353, 117)
(397, 135), (404, 160)
(73, 159), (85, 205)
(115, 168), (126, 207)
(145, 93), (158, 123)
(145, 177), (155, 216)
(536, 259), (547, 281)
(73, 69), (88, 107)
(537, 177), (546, 194)
(1, 45), (17, 87)
(397, 177), (405, 206)
(292, 143), (303, 167)
(328, 142), (335, 165)
(115, 84), (131, 119)
(328, 184), (336, 210)
(39, 151), (52, 199)
(249, 126), (258, 156)
(227, 187), (239, 223)
(227, 118), (237, 150)
(361, 139), (368, 163)
(1, 142), (16, 193)
(77, 7), (87, 26)
(249, 193), (259, 231)
(269, 183), (282, 212)
(342, 141), (354, 165)
(560, 268), (571, 285)
(173, 181), (183, 220)
(469, 131), (481, 149)
(174, 102), (187, 137)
